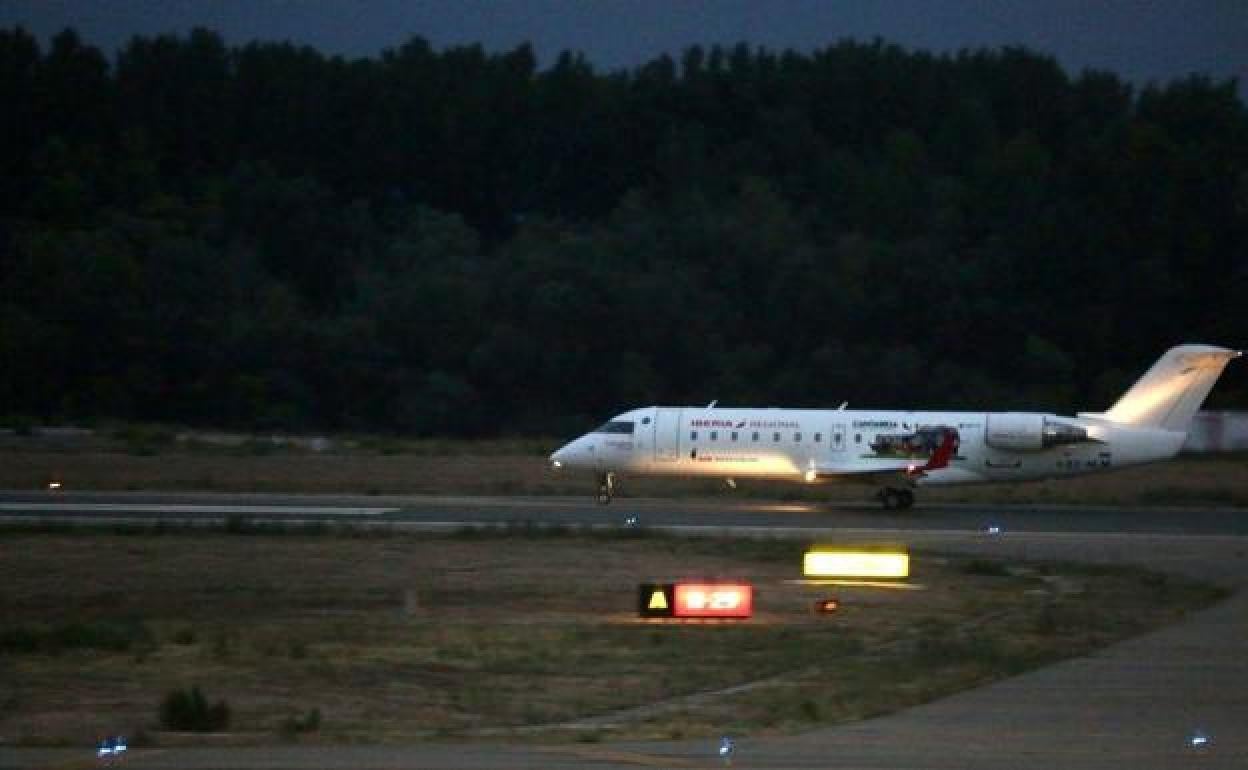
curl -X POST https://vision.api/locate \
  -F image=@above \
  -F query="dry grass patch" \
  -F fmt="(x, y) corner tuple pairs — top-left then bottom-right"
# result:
(0, 527), (1225, 744)
(1, 440), (1245, 505)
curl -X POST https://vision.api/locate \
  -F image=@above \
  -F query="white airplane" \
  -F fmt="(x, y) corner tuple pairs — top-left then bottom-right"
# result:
(550, 344), (1241, 509)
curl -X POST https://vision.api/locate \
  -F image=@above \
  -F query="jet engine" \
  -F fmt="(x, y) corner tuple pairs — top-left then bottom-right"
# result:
(984, 413), (1090, 452)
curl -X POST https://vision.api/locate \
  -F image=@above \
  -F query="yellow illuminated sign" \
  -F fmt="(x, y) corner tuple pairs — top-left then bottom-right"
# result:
(639, 583), (675, 617)
(803, 549), (909, 579)
(637, 582), (753, 618)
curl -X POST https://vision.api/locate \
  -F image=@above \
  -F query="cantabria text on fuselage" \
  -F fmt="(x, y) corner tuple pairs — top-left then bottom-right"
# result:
(549, 344), (1241, 509)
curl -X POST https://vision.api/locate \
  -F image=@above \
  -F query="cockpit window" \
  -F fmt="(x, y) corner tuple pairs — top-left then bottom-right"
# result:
(594, 420), (635, 435)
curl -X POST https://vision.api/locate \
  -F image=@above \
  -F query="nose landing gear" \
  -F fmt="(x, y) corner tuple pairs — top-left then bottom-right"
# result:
(596, 472), (615, 505)
(877, 487), (915, 510)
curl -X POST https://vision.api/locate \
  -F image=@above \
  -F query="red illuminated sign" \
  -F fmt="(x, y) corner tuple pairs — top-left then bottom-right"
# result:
(672, 583), (753, 618)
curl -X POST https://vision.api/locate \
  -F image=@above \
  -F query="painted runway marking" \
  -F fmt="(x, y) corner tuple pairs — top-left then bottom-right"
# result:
(0, 503), (397, 515)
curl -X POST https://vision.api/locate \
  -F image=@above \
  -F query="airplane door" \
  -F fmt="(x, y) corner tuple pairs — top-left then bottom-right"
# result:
(831, 423), (847, 454)
(654, 408), (681, 462)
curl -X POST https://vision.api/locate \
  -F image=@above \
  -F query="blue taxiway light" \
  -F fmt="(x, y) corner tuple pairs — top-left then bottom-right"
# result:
(97, 736), (128, 757)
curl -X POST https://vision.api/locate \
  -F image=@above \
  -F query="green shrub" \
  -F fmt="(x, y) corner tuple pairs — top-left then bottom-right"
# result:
(212, 632), (232, 660)
(287, 639), (308, 659)
(1033, 603), (1059, 635)
(0, 626), (40, 653)
(1, 415), (36, 436)
(914, 632), (1001, 665)
(238, 437), (278, 455)
(279, 707), (322, 738)
(961, 559), (1010, 577)
(159, 686), (230, 732)
(114, 424), (175, 455)
(0, 620), (151, 654)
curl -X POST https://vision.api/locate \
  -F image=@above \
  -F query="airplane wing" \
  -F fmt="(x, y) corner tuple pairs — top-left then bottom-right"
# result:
(811, 426), (959, 483)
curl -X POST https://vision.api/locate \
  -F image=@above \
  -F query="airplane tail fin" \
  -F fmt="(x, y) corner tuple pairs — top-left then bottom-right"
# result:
(1097, 344), (1241, 431)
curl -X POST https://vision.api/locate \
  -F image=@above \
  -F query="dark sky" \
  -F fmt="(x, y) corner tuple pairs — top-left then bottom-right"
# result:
(3, 0), (1246, 97)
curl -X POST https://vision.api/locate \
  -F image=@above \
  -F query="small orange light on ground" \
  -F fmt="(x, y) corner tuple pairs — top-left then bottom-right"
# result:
(672, 583), (753, 618)
(813, 598), (840, 614)
(803, 549), (909, 579)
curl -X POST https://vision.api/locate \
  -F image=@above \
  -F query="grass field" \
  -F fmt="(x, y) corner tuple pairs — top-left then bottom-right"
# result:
(0, 526), (1225, 745)
(2, 439), (1247, 506)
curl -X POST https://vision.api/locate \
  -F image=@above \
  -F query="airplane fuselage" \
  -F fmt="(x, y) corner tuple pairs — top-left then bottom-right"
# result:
(551, 345), (1238, 508)
(551, 406), (1187, 486)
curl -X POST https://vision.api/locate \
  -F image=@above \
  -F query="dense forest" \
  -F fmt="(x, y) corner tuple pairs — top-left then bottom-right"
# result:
(2, 27), (1246, 436)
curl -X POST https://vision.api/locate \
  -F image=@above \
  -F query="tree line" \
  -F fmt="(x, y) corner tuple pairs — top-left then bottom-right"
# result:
(2, 27), (1245, 436)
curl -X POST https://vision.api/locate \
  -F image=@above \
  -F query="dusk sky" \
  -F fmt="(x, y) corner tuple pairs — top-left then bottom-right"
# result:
(3, 0), (1246, 97)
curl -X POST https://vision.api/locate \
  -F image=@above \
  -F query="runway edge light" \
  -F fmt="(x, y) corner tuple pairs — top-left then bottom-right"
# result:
(803, 549), (909, 579)
(813, 598), (840, 614)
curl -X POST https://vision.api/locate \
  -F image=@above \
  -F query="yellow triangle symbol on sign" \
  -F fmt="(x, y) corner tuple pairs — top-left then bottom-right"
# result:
(648, 590), (668, 610)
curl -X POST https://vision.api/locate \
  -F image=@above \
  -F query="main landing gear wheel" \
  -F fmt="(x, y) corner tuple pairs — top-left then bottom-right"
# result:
(596, 472), (615, 505)
(878, 487), (915, 510)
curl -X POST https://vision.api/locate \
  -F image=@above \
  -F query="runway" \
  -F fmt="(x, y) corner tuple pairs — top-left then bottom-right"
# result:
(3, 491), (1247, 768)
(3, 490), (1247, 536)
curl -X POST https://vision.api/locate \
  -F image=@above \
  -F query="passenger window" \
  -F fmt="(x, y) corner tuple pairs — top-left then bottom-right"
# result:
(815, 433), (822, 443)
(854, 433), (862, 443)
(752, 431), (759, 441)
(773, 432), (781, 442)
(710, 431), (718, 441)
(731, 431), (738, 441)
(642, 417), (651, 425)
(691, 431), (698, 441)
(795, 432), (802, 442)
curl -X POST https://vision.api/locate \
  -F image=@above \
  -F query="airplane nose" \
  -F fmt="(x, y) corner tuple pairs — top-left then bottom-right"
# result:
(550, 436), (595, 470)
(550, 445), (568, 468)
